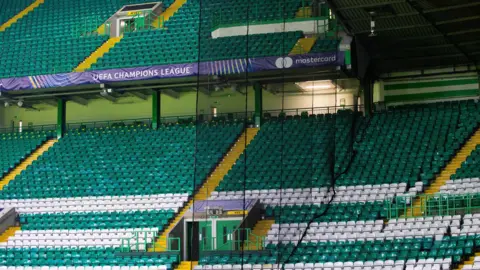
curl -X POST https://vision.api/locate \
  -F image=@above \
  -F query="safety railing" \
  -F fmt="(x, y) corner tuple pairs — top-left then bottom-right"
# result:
(385, 193), (480, 219)
(200, 228), (266, 252)
(119, 231), (181, 252)
(0, 124), (57, 134)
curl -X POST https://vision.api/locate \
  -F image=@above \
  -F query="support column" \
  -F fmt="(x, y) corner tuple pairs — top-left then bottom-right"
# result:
(56, 99), (66, 139)
(361, 77), (374, 117)
(152, 90), (161, 129)
(254, 83), (263, 127)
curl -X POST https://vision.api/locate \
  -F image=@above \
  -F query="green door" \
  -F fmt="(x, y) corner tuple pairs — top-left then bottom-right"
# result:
(199, 221), (213, 251)
(215, 220), (242, 251)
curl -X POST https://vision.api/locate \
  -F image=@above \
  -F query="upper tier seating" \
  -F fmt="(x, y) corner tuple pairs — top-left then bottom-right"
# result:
(0, 248), (178, 268)
(90, 0), (305, 70)
(0, 0), (167, 78)
(0, 0), (34, 25)
(0, 122), (243, 199)
(0, 131), (51, 176)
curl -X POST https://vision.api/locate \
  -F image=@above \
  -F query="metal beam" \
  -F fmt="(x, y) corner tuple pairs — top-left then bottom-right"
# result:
(198, 87), (211, 96)
(344, 2), (480, 22)
(69, 96), (89, 106)
(405, 0), (476, 64)
(383, 53), (464, 62)
(336, 0), (404, 11)
(43, 99), (59, 107)
(355, 23), (432, 34)
(129, 91), (149, 100)
(99, 92), (116, 102)
(162, 89), (180, 99)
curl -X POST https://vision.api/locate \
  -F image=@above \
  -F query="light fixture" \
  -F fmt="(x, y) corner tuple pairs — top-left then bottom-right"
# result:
(369, 11), (377, 37)
(296, 80), (337, 91)
(17, 100), (24, 107)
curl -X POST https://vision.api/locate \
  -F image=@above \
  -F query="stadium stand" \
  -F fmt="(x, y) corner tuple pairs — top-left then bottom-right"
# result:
(0, 0), (337, 77)
(90, 0), (309, 70)
(0, 122), (243, 199)
(0, 121), (244, 269)
(199, 100), (480, 269)
(0, 0), (172, 78)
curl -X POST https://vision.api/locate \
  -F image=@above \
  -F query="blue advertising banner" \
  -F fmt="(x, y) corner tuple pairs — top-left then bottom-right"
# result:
(0, 52), (344, 91)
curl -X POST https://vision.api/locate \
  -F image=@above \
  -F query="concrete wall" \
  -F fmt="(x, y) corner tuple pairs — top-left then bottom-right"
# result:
(0, 87), (356, 128)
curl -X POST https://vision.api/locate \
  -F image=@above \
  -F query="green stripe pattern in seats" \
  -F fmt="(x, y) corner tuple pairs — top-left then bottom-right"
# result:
(0, 0), (34, 25)
(217, 100), (480, 193)
(0, 123), (243, 199)
(199, 235), (480, 265)
(265, 201), (386, 223)
(451, 144), (480, 180)
(19, 210), (175, 230)
(0, 247), (178, 267)
(216, 110), (357, 191)
(0, 131), (51, 176)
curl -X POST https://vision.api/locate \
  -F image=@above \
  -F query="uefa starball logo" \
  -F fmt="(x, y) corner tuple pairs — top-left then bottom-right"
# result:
(275, 57), (293, 69)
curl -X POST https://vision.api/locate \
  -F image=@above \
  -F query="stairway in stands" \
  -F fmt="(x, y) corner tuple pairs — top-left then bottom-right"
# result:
(0, 0), (44, 32)
(149, 128), (259, 251)
(74, 36), (123, 72)
(0, 227), (21, 242)
(243, 219), (275, 250)
(151, 0), (188, 28)
(406, 128), (480, 216)
(0, 139), (57, 190)
(175, 261), (198, 270)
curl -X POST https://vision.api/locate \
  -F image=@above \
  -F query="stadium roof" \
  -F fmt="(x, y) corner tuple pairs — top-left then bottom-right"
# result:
(329, 0), (480, 74)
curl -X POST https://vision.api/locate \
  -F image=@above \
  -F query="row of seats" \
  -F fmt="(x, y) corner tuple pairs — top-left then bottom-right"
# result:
(0, 247), (178, 266)
(195, 258), (451, 270)
(210, 183), (416, 205)
(0, 194), (189, 213)
(0, 123), (243, 199)
(200, 235), (478, 265)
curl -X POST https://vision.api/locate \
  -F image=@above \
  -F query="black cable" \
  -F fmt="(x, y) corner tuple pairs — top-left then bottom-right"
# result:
(240, 0), (251, 266)
(189, 0), (204, 266)
(281, 19), (363, 267)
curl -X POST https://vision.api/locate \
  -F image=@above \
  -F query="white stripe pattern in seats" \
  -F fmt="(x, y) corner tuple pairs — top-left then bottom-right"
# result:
(266, 216), (459, 244)
(194, 258), (451, 270)
(0, 228), (160, 249)
(439, 178), (480, 194)
(0, 193), (189, 213)
(451, 213), (480, 236)
(209, 183), (418, 205)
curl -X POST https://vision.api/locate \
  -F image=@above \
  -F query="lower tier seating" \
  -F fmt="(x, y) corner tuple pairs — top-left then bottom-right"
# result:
(0, 122), (243, 199)
(0, 248), (178, 267)
(1, 131), (51, 176)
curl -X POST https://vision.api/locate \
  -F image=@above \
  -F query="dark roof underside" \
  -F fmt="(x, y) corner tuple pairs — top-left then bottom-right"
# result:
(329, 0), (480, 74)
